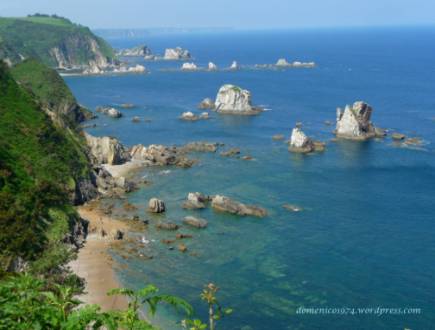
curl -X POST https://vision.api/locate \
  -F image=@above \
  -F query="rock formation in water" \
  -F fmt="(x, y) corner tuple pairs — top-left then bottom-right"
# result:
(148, 198), (166, 213)
(288, 127), (325, 153)
(84, 133), (129, 165)
(182, 192), (210, 209)
(180, 111), (198, 121)
(198, 98), (215, 109)
(335, 101), (376, 140)
(214, 84), (261, 115)
(118, 45), (152, 57)
(208, 62), (218, 71)
(181, 62), (198, 71)
(96, 106), (123, 118)
(211, 195), (267, 217)
(129, 144), (194, 168)
(164, 47), (191, 60)
(276, 58), (290, 67)
(229, 61), (239, 70)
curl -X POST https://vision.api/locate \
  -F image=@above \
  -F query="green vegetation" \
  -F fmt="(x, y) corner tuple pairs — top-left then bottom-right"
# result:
(11, 59), (93, 125)
(0, 61), (91, 273)
(0, 274), (194, 330)
(0, 14), (115, 67)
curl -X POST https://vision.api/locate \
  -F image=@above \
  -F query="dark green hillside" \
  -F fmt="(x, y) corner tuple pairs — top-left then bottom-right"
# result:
(0, 61), (92, 273)
(11, 59), (93, 125)
(0, 14), (115, 68)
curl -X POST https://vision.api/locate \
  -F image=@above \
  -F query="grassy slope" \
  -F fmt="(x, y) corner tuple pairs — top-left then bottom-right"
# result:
(0, 61), (89, 273)
(0, 16), (115, 67)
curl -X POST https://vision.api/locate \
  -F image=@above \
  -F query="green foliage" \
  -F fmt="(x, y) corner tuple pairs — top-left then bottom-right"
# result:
(0, 15), (115, 67)
(0, 62), (91, 272)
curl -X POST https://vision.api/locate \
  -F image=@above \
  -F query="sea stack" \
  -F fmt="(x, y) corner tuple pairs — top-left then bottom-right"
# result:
(288, 127), (326, 153)
(335, 101), (376, 140)
(164, 47), (191, 60)
(208, 62), (218, 71)
(214, 84), (261, 115)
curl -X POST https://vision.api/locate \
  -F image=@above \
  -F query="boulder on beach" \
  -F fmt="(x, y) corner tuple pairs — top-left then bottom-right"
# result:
(148, 198), (166, 213)
(84, 133), (130, 165)
(211, 195), (267, 217)
(198, 98), (215, 110)
(214, 84), (262, 115)
(164, 47), (191, 60)
(335, 101), (376, 140)
(183, 216), (208, 229)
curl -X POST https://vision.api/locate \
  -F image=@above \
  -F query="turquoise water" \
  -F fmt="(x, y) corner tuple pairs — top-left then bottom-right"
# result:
(66, 28), (435, 329)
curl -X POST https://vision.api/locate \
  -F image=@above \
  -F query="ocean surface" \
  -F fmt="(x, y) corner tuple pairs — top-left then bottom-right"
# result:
(66, 28), (435, 330)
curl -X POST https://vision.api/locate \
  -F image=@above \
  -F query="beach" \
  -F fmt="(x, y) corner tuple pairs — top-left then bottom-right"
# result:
(69, 204), (129, 311)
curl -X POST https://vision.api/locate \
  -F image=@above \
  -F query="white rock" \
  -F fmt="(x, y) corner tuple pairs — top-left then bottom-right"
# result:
(289, 127), (314, 152)
(276, 58), (290, 67)
(128, 64), (146, 73)
(214, 84), (260, 114)
(208, 62), (218, 70)
(336, 101), (376, 139)
(181, 111), (197, 120)
(84, 133), (129, 165)
(164, 47), (191, 60)
(199, 112), (209, 119)
(148, 198), (166, 213)
(181, 62), (198, 71)
(229, 61), (239, 70)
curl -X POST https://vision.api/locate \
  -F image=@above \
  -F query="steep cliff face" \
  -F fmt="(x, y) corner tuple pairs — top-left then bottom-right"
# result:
(0, 15), (115, 70)
(11, 59), (93, 127)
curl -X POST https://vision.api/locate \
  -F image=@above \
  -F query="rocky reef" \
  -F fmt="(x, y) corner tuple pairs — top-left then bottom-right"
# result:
(118, 45), (152, 57)
(164, 47), (191, 60)
(335, 101), (377, 140)
(288, 127), (325, 153)
(214, 84), (262, 115)
(275, 58), (315, 68)
(211, 195), (267, 217)
(181, 62), (198, 71)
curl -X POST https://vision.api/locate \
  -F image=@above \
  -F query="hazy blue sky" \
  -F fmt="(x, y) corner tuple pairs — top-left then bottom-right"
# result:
(1, 0), (434, 29)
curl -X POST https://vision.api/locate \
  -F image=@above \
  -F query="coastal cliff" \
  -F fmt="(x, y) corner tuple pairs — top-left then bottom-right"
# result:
(0, 14), (115, 71)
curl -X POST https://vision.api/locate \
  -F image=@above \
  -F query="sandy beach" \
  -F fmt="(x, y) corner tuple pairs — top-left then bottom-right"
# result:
(69, 204), (129, 311)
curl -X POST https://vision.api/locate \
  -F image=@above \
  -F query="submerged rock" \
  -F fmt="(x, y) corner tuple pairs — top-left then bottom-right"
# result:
(336, 102), (376, 140)
(148, 198), (166, 213)
(164, 47), (191, 60)
(214, 84), (262, 115)
(404, 137), (422, 146)
(211, 195), (267, 217)
(181, 142), (219, 153)
(272, 134), (285, 141)
(282, 204), (303, 212)
(220, 148), (241, 157)
(156, 222), (179, 231)
(132, 116), (141, 123)
(178, 243), (188, 253)
(183, 216), (208, 229)
(392, 133), (406, 141)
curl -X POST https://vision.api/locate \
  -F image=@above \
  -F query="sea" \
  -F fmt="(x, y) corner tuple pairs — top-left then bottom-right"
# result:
(65, 27), (435, 330)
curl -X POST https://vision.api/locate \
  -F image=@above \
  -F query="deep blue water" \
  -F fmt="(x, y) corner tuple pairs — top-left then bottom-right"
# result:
(66, 28), (435, 329)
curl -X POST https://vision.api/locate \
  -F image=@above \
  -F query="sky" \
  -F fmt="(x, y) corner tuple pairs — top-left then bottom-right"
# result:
(1, 0), (435, 29)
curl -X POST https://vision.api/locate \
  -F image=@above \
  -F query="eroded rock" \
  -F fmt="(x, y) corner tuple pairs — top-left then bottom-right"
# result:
(148, 198), (166, 213)
(211, 195), (267, 217)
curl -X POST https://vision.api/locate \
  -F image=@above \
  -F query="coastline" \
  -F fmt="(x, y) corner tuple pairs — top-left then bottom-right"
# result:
(69, 204), (129, 311)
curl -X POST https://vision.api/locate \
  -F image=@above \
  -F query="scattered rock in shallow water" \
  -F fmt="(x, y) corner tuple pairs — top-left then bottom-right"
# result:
(156, 222), (179, 231)
(288, 127), (325, 154)
(148, 198), (166, 213)
(283, 204), (303, 212)
(272, 134), (285, 141)
(392, 133), (406, 141)
(335, 101), (376, 140)
(211, 195), (267, 217)
(374, 127), (387, 138)
(176, 233), (193, 239)
(178, 243), (188, 253)
(182, 192), (209, 209)
(180, 111), (198, 121)
(161, 239), (176, 244)
(220, 148), (241, 157)
(183, 216), (208, 229)
(132, 116), (141, 123)
(181, 62), (198, 71)
(198, 98), (215, 110)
